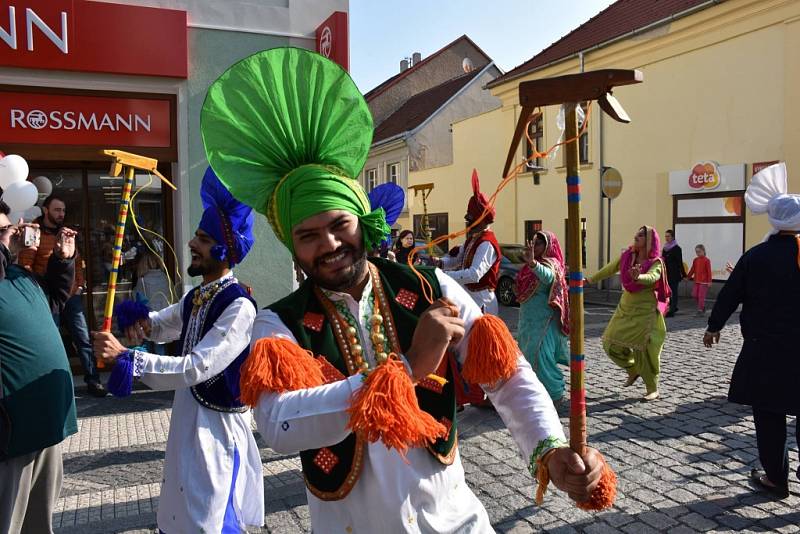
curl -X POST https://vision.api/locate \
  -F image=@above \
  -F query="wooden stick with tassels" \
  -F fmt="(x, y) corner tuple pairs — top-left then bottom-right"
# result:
(501, 69), (644, 510)
(96, 150), (176, 368)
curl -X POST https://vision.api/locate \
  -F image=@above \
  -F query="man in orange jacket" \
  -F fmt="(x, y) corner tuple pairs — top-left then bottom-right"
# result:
(18, 194), (107, 397)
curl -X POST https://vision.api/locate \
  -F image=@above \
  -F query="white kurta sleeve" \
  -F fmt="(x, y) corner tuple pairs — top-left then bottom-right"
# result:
(250, 310), (365, 454)
(440, 245), (465, 270)
(133, 297), (256, 391)
(444, 242), (496, 285)
(436, 269), (567, 461)
(147, 297), (186, 343)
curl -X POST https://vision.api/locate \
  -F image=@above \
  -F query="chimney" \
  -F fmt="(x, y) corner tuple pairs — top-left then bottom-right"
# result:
(462, 57), (475, 73)
(400, 59), (409, 72)
(412, 52), (422, 65)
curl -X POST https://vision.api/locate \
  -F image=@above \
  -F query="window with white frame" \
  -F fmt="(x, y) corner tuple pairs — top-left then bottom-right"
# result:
(387, 162), (399, 184)
(365, 168), (377, 192)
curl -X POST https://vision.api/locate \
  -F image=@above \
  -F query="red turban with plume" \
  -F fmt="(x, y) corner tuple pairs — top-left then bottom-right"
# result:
(466, 168), (495, 223)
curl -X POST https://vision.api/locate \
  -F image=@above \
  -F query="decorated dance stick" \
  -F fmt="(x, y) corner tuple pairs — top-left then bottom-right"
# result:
(501, 69), (643, 510)
(97, 150), (176, 368)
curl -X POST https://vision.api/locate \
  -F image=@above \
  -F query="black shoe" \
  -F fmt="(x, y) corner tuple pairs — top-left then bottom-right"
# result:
(87, 382), (110, 398)
(665, 312), (675, 318)
(750, 469), (789, 499)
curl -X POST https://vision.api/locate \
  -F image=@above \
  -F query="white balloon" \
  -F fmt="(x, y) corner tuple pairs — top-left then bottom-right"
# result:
(2, 180), (38, 211)
(23, 205), (42, 221)
(31, 175), (53, 197)
(7, 210), (24, 224)
(0, 155), (29, 189)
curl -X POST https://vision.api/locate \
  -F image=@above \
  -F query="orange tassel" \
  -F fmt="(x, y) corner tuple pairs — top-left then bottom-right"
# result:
(239, 337), (325, 406)
(576, 458), (618, 511)
(535, 450), (617, 510)
(534, 449), (557, 505)
(347, 358), (448, 459)
(462, 314), (518, 384)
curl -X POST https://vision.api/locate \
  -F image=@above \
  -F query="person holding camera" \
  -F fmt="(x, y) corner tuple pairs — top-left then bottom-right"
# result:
(18, 194), (107, 397)
(0, 200), (79, 534)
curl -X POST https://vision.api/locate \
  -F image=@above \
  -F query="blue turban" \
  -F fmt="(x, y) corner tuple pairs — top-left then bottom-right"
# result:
(198, 166), (255, 265)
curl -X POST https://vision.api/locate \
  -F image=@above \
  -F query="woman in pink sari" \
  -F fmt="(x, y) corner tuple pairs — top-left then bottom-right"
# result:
(514, 230), (570, 401)
(587, 226), (670, 401)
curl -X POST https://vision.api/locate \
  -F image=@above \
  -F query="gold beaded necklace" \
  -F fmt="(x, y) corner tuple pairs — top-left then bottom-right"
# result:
(315, 263), (401, 376)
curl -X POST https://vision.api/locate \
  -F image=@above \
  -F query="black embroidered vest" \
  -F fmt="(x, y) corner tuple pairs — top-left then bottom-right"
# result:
(267, 259), (458, 500)
(179, 281), (256, 413)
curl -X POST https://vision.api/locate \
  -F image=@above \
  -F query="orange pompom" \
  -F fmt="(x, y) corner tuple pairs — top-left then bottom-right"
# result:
(239, 337), (325, 406)
(347, 358), (448, 459)
(462, 314), (518, 384)
(576, 459), (618, 511)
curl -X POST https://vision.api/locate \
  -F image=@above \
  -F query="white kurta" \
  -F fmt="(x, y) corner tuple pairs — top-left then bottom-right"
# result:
(133, 272), (264, 534)
(442, 240), (499, 315)
(251, 269), (565, 533)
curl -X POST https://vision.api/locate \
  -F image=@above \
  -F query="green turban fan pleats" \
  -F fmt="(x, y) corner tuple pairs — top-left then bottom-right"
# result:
(200, 47), (387, 253)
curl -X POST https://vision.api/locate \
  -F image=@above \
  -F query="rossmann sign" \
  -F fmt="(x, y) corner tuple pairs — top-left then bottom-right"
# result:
(0, 91), (171, 147)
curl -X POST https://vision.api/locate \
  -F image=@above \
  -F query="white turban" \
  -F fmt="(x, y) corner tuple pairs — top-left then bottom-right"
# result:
(744, 162), (800, 236)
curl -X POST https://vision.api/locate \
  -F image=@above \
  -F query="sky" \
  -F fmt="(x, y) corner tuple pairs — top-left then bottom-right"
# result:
(349, 0), (617, 94)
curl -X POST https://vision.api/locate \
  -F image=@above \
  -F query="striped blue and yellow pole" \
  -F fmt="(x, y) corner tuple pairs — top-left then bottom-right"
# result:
(98, 165), (135, 367)
(563, 102), (587, 453)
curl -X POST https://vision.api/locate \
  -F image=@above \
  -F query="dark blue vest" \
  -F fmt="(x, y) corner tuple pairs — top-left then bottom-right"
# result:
(179, 281), (255, 413)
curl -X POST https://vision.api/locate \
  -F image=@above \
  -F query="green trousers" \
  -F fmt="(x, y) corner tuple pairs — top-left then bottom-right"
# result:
(603, 330), (664, 393)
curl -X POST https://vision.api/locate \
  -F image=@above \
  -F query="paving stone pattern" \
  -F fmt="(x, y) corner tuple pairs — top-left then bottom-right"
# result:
(56, 304), (799, 533)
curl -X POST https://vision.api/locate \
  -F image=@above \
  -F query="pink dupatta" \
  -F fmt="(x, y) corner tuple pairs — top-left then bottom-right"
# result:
(619, 226), (671, 315)
(514, 230), (570, 336)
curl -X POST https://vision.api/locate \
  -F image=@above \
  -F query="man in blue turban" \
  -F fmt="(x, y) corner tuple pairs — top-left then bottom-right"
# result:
(92, 167), (264, 533)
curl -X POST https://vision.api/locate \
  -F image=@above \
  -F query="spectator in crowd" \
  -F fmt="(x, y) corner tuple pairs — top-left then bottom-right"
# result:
(393, 229), (416, 265)
(18, 194), (107, 397)
(662, 229), (686, 317)
(134, 249), (172, 355)
(0, 200), (79, 533)
(687, 244), (713, 316)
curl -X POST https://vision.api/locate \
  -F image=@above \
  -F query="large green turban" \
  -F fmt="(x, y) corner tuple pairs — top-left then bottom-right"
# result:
(200, 47), (389, 253)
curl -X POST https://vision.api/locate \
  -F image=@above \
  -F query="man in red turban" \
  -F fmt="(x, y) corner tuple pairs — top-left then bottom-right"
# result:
(440, 169), (502, 315)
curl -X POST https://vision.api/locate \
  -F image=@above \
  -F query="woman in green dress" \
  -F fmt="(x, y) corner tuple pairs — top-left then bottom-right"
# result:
(587, 226), (670, 401)
(514, 230), (570, 401)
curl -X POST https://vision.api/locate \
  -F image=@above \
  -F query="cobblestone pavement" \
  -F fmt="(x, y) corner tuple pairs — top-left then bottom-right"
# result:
(55, 304), (799, 533)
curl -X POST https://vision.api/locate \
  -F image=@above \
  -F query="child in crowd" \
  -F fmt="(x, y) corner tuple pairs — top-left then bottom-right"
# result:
(687, 244), (712, 315)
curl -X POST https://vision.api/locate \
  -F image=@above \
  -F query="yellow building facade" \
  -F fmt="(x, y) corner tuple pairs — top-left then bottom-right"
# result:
(407, 0), (800, 281)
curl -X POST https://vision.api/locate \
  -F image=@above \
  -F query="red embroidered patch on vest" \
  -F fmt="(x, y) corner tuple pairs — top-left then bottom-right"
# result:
(303, 312), (325, 332)
(316, 357), (346, 384)
(418, 376), (445, 394)
(314, 447), (339, 475)
(395, 289), (418, 310)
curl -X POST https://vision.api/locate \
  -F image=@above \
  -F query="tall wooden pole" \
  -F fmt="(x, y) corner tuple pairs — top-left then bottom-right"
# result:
(564, 103), (587, 456)
(97, 165), (135, 368)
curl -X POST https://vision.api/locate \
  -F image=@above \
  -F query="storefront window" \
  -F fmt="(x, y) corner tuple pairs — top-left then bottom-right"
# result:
(29, 167), (174, 331)
(673, 192), (744, 280)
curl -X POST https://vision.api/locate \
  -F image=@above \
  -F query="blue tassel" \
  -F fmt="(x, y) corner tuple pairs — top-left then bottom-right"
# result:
(115, 294), (151, 331)
(108, 351), (134, 397)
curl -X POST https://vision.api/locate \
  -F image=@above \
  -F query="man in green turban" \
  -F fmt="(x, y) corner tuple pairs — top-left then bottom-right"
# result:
(202, 47), (604, 532)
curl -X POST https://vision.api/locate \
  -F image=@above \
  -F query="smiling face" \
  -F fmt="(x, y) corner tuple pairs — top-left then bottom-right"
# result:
(187, 228), (225, 278)
(292, 210), (368, 292)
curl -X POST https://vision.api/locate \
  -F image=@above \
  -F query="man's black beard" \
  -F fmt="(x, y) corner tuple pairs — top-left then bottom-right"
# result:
(304, 246), (368, 293)
(187, 264), (207, 277)
(44, 214), (63, 229)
